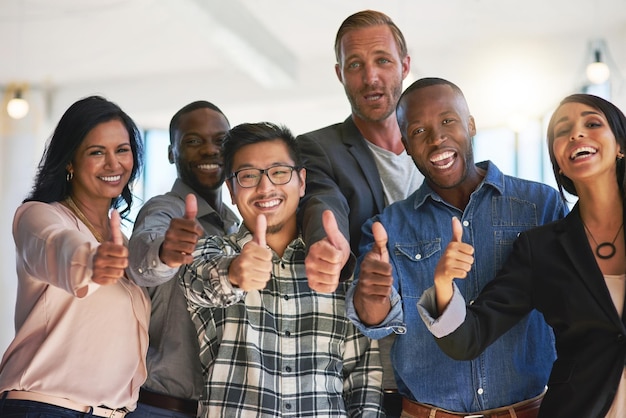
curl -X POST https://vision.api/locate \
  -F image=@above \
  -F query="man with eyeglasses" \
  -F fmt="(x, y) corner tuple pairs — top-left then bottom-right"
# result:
(180, 122), (384, 417)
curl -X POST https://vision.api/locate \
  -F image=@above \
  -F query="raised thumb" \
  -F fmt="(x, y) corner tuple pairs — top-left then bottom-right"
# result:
(254, 214), (267, 248)
(184, 193), (198, 220)
(109, 209), (123, 245)
(451, 216), (464, 243)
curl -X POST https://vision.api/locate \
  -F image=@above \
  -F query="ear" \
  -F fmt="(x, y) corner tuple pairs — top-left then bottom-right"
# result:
(167, 145), (174, 164)
(335, 63), (343, 83)
(401, 55), (411, 80)
(297, 168), (306, 198)
(400, 136), (411, 156)
(468, 115), (477, 137)
(225, 179), (236, 205)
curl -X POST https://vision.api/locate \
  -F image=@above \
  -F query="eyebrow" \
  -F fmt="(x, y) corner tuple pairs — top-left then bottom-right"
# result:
(554, 110), (602, 125)
(234, 162), (294, 170)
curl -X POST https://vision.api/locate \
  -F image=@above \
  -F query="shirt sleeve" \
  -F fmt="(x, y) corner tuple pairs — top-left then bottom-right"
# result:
(179, 235), (246, 308)
(13, 202), (101, 297)
(345, 281), (406, 339)
(417, 283), (467, 338)
(341, 325), (385, 417)
(127, 195), (183, 286)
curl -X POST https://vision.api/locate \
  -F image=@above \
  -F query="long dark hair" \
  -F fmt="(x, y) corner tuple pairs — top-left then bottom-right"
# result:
(547, 94), (626, 201)
(24, 95), (144, 218)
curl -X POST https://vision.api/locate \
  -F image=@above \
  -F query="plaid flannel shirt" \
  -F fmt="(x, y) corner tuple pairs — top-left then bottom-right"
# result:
(180, 226), (384, 418)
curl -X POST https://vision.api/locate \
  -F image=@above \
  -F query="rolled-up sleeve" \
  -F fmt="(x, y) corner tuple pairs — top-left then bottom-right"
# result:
(417, 282), (467, 338)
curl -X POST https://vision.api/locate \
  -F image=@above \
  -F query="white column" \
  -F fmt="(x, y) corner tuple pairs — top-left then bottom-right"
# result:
(0, 90), (50, 355)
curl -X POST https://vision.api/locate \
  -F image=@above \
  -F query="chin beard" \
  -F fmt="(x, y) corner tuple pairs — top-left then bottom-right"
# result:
(266, 222), (284, 235)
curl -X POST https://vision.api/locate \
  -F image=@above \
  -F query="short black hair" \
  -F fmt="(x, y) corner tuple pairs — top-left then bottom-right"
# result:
(168, 100), (228, 145)
(223, 122), (301, 177)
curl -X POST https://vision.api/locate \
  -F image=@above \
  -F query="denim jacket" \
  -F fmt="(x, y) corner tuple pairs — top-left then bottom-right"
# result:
(346, 161), (568, 412)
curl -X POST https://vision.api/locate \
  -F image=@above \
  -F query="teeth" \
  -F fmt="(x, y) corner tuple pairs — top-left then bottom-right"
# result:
(197, 164), (219, 170)
(365, 94), (382, 101)
(257, 199), (280, 208)
(570, 146), (597, 160)
(430, 151), (455, 163)
(100, 175), (121, 182)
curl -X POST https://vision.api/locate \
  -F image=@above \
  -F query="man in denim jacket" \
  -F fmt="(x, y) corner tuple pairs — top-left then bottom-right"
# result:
(346, 77), (568, 417)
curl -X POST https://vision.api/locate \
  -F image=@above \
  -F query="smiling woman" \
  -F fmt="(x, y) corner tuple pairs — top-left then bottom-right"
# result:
(0, 96), (150, 417)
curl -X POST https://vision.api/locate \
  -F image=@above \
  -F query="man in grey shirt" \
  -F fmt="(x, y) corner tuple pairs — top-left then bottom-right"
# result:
(127, 101), (239, 417)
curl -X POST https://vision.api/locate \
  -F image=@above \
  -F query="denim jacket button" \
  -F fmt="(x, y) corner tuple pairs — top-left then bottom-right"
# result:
(414, 254), (422, 260)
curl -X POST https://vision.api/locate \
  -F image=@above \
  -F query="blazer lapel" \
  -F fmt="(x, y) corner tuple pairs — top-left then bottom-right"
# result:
(557, 205), (625, 328)
(341, 117), (385, 213)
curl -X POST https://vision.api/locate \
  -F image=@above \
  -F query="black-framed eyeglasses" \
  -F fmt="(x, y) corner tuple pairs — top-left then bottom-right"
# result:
(229, 165), (299, 188)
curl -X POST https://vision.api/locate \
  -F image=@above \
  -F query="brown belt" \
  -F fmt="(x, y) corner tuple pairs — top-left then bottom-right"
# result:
(401, 392), (544, 418)
(4, 391), (128, 418)
(138, 388), (197, 416)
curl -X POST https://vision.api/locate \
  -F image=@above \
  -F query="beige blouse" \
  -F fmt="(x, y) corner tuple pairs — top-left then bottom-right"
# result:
(0, 201), (150, 410)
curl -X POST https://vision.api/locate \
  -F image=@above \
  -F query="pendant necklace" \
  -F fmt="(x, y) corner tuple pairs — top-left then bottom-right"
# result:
(63, 196), (105, 243)
(581, 219), (624, 260)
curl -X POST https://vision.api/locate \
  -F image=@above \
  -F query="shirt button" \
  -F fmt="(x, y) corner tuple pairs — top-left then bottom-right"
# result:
(463, 220), (470, 227)
(285, 366), (292, 372)
(285, 403), (292, 410)
(477, 388), (484, 395)
(283, 295), (289, 301)
(285, 330), (291, 337)
(138, 268), (143, 273)
(414, 254), (422, 260)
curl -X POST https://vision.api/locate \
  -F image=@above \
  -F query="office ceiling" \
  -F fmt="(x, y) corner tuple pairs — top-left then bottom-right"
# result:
(1, 0), (625, 133)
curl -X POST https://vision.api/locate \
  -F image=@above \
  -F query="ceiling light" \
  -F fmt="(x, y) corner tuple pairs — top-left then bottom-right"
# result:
(7, 88), (29, 119)
(586, 47), (610, 85)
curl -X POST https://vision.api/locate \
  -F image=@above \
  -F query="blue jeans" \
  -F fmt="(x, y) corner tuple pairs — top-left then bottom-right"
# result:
(126, 403), (193, 418)
(0, 395), (96, 418)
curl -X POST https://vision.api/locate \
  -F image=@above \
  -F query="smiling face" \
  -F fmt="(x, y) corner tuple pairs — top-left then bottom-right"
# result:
(551, 102), (620, 188)
(398, 84), (478, 195)
(335, 25), (410, 123)
(169, 107), (230, 197)
(68, 119), (133, 204)
(227, 139), (305, 240)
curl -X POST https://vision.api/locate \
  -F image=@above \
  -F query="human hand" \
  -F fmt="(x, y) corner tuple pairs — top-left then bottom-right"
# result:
(433, 217), (474, 313)
(92, 209), (128, 285)
(228, 214), (272, 291)
(353, 221), (393, 325)
(159, 194), (204, 268)
(304, 210), (350, 293)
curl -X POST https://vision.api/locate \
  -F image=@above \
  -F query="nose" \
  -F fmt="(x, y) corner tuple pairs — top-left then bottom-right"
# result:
(199, 139), (221, 156)
(362, 63), (379, 85)
(104, 151), (122, 169)
(570, 130), (585, 141)
(429, 126), (447, 145)
(255, 171), (275, 192)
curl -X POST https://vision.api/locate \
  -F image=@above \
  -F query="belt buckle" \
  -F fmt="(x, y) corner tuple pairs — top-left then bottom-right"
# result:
(107, 409), (127, 418)
(464, 415), (485, 418)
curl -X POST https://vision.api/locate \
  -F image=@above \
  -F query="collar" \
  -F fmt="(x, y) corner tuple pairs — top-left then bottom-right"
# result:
(413, 160), (505, 209)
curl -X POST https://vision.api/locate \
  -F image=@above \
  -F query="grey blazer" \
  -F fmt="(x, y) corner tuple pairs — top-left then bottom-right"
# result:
(297, 116), (384, 256)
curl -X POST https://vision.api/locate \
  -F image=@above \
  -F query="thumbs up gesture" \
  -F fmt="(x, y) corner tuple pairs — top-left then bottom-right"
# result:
(92, 209), (129, 285)
(433, 217), (475, 313)
(304, 210), (350, 293)
(353, 221), (393, 326)
(228, 214), (272, 291)
(160, 194), (205, 268)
